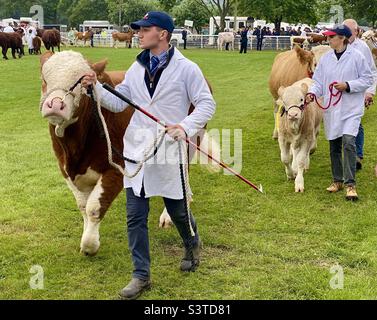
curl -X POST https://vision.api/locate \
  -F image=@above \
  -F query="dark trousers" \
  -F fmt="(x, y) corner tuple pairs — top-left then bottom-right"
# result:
(126, 187), (199, 280)
(257, 38), (263, 50)
(240, 41), (247, 53)
(329, 134), (357, 186)
(183, 39), (187, 49)
(355, 123), (364, 159)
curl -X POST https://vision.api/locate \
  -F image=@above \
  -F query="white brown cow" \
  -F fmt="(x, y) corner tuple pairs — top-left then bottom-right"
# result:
(277, 78), (323, 193)
(39, 51), (220, 255)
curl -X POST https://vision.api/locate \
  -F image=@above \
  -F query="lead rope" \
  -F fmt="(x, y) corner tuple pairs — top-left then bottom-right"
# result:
(178, 140), (196, 271)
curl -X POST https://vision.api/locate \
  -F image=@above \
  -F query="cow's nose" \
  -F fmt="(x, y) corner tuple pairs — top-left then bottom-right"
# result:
(50, 98), (66, 111)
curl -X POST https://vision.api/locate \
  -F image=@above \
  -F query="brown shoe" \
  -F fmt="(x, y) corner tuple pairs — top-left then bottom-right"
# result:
(346, 185), (358, 201)
(326, 182), (344, 193)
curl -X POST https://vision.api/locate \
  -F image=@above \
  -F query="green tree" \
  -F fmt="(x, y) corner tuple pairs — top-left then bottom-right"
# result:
(194, 0), (235, 31)
(240, 0), (319, 31)
(172, 0), (209, 32)
(106, 0), (160, 27)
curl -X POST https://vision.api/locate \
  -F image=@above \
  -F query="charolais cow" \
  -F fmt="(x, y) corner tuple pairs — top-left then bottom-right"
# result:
(218, 32), (235, 51)
(269, 45), (331, 139)
(277, 78), (322, 192)
(39, 51), (220, 255)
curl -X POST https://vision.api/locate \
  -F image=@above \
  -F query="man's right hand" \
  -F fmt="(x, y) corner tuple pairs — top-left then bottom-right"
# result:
(81, 71), (97, 89)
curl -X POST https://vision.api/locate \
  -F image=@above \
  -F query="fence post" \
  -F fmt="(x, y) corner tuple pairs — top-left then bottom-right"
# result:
(201, 34), (203, 49)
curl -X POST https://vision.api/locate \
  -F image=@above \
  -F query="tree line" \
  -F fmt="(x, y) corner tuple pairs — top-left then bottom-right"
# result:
(0, 0), (375, 32)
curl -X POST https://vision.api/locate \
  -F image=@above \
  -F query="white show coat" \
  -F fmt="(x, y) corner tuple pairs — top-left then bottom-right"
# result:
(95, 48), (216, 199)
(3, 26), (14, 33)
(309, 46), (374, 140)
(349, 37), (377, 95)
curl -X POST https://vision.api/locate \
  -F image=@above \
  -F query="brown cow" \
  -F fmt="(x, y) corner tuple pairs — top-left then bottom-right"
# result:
(33, 36), (42, 55)
(307, 33), (328, 45)
(39, 51), (219, 255)
(42, 29), (61, 52)
(0, 32), (24, 59)
(269, 45), (331, 139)
(112, 30), (134, 48)
(74, 30), (94, 46)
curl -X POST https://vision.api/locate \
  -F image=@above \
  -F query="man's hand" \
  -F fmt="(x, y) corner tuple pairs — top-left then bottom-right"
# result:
(334, 82), (348, 92)
(305, 93), (315, 104)
(81, 71), (97, 89)
(365, 93), (374, 108)
(166, 124), (187, 141)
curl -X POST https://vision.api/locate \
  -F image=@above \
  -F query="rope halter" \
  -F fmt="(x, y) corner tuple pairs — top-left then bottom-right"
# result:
(39, 75), (85, 111)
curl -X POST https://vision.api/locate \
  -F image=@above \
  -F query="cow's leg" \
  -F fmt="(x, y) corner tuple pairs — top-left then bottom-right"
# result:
(65, 179), (91, 233)
(273, 101), (279, 139)
(2, 47), (8, 60)
(279, 137), (294, 180)
(11, 48), (16, 59)
(294, 143), (310, 193)
(58, 44), (60, 52)
(80, 170), (122, 256)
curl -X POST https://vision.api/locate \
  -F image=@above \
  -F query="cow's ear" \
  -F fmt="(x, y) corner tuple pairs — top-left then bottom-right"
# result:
(91, 59), (108, 75)
(295, 45), (312, 64)
(301, 83), (309, 95)
(278, 86), (285, 98)
(40, 51), (54, 69)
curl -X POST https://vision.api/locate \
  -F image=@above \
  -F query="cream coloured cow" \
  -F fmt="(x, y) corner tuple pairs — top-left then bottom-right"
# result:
(217, 32), (235, 51)
(277, 78), (323, 192)
(361, 30), (377, 65)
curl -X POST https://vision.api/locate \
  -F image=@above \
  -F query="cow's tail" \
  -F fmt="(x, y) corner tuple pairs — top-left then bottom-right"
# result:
(191, 131), (221, 173)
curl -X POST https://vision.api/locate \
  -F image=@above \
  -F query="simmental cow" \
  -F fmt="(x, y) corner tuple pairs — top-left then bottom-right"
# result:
(74, 30), (94, 46)
(277, 78), (322, 192)
(39, 51), (219, 255)
(218, 32), (235, 51)
(112, 31), (134, 48)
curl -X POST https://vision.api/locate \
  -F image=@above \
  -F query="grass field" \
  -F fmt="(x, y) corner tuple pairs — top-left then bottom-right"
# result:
(1, 47), (377, 300)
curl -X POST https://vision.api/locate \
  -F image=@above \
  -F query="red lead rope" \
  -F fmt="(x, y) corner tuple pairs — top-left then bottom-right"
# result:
(305, 81), (343, 110)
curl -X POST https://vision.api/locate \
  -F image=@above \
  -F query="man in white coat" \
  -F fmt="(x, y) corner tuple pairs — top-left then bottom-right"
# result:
(343, 19), (377, 170)
(307, 25), (374, 201)
(82, 11), (216, 299)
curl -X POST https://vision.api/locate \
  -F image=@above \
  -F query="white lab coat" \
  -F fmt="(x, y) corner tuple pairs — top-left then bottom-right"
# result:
(349, 38), (377, 95)
(3, 26), (14, 33)
(309, 45), (374, 140)
(26, 32), (35, 49)
(95, 48), (216, 199)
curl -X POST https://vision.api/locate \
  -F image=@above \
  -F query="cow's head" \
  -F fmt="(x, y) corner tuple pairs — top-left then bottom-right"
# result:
(311, 45), (331, 70)
(294, 45), (315, 76)
(278, 80), (311, 127)
(40, 51), (111, 137)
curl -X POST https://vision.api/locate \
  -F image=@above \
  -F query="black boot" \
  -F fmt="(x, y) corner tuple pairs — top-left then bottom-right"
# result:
(119, 278), (151, 300)
(180, 238), (201, 272)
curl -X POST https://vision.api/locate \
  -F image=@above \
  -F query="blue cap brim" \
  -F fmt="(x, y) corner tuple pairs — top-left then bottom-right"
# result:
(130, 20), (154, 30)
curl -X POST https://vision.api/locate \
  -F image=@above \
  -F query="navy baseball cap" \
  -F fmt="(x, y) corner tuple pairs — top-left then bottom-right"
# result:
(131, 11), (175, 33)
(323, 24), (352, 38)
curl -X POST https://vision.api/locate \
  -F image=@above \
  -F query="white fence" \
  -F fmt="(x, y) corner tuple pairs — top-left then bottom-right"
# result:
(61, 33), (306, 51)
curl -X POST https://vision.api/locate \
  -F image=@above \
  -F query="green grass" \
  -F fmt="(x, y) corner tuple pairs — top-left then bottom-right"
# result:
(1, 47), (377, 300)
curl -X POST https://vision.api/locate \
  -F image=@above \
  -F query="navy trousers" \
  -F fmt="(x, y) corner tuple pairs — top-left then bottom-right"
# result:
(126, 187), (199, 280)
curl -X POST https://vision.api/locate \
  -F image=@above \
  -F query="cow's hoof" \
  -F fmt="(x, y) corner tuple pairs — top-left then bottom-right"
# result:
(80, 238), (100, 256)
(295, 185), (305, 193)
(80, 243), (100, 256)
(159, 208), (173, 228)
